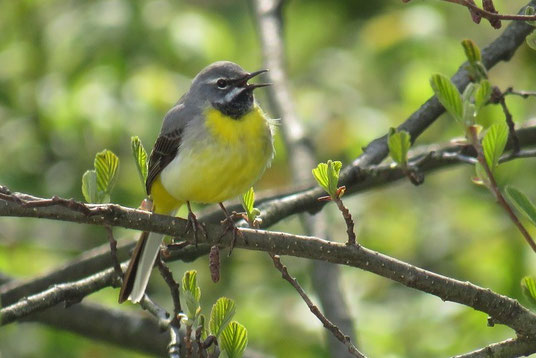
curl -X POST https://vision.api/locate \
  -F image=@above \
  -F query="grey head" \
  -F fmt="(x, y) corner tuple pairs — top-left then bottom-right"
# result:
(186, 61), (270, 119)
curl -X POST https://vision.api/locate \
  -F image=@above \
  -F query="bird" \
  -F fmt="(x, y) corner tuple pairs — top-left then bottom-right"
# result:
(118, 61), (274, 304)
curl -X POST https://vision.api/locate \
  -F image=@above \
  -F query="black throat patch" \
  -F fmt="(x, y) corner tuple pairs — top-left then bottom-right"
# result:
(212, 89), (254, 119)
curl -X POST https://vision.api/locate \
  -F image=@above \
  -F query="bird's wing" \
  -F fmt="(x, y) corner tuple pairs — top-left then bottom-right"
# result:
(145, 104), (188, 195)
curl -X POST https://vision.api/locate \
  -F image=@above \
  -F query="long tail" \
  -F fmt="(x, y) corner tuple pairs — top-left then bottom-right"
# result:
(118, 231), (164, 303)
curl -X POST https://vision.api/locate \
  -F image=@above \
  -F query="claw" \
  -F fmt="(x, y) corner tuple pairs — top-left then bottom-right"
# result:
(184, 201), (207, 246)
(218, 203), (247, 256)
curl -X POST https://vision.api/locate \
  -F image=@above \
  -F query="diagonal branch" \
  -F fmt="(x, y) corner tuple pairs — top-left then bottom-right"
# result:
(270, 254), (365, 358)
(452, 337), (536, 358)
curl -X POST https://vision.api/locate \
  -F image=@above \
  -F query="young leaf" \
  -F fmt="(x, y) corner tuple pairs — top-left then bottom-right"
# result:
(327, 160), (342, 197)
(181, 270), (201, 323)
(522, 276), (536, 306)
(131, 136), (148, 189)
(312, 163), (329, 191)
(241, 187), (258, 223)
(312, 160), (342, 198)
(81, 170), (98, 203)
(527, 32), (536, 51)
(461, 39), (481, 64)
(220, 321), (248, 358)
(210, 297), (236, 338)
(430, 74), (463, 123)
(482, 122), (508, 172)
(474, 80), (492, 115)
(94, 149), (119, 197)
(387, 128), (411, 167)
(506, 186), (536, 227)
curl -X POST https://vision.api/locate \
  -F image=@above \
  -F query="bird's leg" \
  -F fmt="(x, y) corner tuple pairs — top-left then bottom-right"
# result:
(184, 201), (207, 246)
(219, 202), (247, 256)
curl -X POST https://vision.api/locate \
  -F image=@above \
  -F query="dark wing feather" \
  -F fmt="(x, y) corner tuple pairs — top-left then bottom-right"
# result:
(145, 128), (183, 195)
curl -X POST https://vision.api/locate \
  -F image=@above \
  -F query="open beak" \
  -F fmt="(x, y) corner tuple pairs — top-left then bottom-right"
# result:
(238, 69), (271, 89)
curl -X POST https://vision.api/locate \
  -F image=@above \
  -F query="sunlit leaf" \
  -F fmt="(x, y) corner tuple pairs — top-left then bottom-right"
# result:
(387, 128), (411, 166)
(461, 39), (481, 64)
(482, 122), (508, 172)
(527, 32), (536, 51)
(181, 270), (201, 323)
(220, 321), (248, 358)
(210, 297), (236, 338)
(312, 163), (329, 191)
(94, 149), (119, 197)
(522, 276), (536, 306)
(506, 186), (536, 227)
(430, 74), (463, 123)
(131, 136), (148, 189)
(327, 160), (342, 197)
(313, 160), (342, 198)
(81, 170), (98, 203)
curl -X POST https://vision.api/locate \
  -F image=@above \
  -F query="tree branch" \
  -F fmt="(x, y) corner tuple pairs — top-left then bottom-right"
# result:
(3, 191), (536, 338)
(452, 337), (536, 358)
(270, 254), (364, 357)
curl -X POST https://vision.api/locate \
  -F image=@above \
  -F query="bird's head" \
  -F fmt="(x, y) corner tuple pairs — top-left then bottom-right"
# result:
(189, 61), (270, 119)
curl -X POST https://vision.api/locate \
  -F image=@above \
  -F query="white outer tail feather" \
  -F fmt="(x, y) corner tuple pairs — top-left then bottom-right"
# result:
(129, 232), (163, 303)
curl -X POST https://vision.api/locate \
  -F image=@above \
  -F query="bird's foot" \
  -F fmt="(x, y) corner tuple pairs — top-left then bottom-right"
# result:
(184, 202), (207, 246)
(218, 203), (247, 256)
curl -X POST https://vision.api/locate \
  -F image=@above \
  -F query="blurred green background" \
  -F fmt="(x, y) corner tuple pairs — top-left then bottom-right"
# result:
(1, 0), (536, 357)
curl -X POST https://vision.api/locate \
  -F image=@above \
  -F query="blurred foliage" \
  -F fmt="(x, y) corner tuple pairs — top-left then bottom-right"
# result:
(1, 0), (536, 357)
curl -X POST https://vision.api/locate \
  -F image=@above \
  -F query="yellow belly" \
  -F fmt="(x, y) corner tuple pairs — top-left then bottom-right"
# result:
(158, 105), (273, 205)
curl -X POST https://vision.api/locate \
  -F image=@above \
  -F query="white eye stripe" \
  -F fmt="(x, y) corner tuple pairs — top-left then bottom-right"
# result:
(223, 87), (242, 101)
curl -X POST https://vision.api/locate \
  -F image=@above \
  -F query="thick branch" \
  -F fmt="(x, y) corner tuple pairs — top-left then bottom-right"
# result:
(452, 337), (536, 358)
(3, 192), (536, 337)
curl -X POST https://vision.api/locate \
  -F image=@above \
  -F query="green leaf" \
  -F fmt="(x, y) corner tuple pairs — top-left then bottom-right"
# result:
(131, 136), (148, 189)
(312, 163), (329, 192)
(524, 6), (536, 26)
(522, 276), (536, 306)
(210, 297), (236, 338)
(527, 32), (536, 51)
(461, 39), (481, 64)
(430, 74), (463, 123)
(240, 187), (258, 223)
(327, 160), (342, 197)
(220, 321), (248, 358)
(94, 149), (119, 199)
(482, 122), (508, 172)
(312, 160), (342, 198)
(181, 270), (201, 323)
(474, 80), (492, 115)
(81, 170), (98, 203)
(506, 186), (536, 227)
(387, 128), (411, 166)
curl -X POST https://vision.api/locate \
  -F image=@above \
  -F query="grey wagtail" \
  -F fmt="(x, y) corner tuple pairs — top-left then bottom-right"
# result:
(119, 61), (274, 303)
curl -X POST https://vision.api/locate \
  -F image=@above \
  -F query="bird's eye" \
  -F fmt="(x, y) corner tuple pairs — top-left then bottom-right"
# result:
(216, 79), (228, 88)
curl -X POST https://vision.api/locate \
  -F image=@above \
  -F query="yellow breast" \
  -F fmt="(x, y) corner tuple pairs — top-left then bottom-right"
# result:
(158, 104), (274, 205)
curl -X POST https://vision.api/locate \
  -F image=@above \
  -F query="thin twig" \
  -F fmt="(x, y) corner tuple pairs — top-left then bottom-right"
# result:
(333, 195), (357, 246)
(504, 87), (536, 98)
(156, 252), (182, 325)
(105, 225), (123, 284)
(491, 86), (521, 153)
(440, 0), (536, 23)
(269, 254), (366, 358)
(468, 126), (536, 253)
